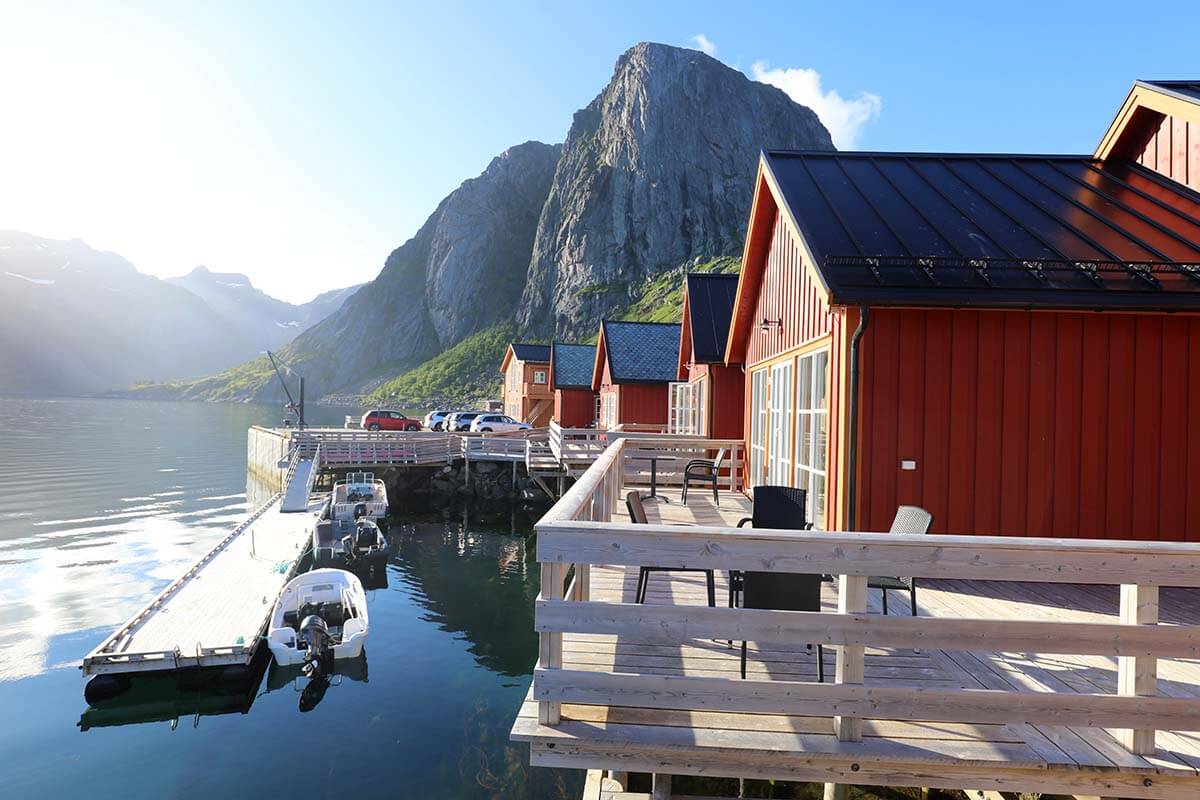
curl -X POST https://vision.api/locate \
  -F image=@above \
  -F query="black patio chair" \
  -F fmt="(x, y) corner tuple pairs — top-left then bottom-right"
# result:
(868, 505), (934, 615)
(738, 570), (824, 681)
(681, 448), (726, 506)
(731, 486), (811, 608)
(627, 491), (715, 607)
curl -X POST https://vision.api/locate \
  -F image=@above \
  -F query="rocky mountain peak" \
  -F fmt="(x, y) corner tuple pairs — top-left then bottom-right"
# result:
(518, 41), (834, 337)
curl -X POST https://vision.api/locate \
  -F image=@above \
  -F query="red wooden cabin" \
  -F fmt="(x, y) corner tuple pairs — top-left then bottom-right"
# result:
(499, 343), (552, 427)
(674, 273), (744, 438)
(592, 320), (680, 430)
(726, 81), (1200, 539)
(549, 342), (597, 427)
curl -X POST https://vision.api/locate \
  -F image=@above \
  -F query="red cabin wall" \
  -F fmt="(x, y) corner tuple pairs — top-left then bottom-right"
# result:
(618, 384), (669, 427)
(744, 214), (836, 367)
(555, 388), (596, 427)
(855, 308), (1200, 541)
(1137, 112), (1200, 192)
(706, 363), (745, 440)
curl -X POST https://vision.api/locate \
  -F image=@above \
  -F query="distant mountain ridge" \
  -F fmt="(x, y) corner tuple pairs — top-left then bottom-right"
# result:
(127, 41), (837, 404)
(0, 231), (358, 394)
(167, 266), (363, 352)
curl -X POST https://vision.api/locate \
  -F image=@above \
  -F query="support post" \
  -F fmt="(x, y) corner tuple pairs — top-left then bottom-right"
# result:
(822, 783), (849, 800)
(1118, 583), (1159, 755)
(537, 562), (565, 725)
(650, 773), (672, 800)
(835, 574), (868, 741)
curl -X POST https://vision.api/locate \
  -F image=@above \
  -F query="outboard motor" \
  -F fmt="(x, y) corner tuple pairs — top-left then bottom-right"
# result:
(299, 614), (334, 680)
(353, 502), (368, 520)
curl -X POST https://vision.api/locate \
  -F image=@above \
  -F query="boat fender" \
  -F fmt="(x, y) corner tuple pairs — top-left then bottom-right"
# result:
(84, 674), (131, 705)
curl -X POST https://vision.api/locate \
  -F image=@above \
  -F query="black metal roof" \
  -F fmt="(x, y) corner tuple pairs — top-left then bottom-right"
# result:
(763, 150), (1200, 310)
(684, 273), (739, 363)
(601, 320), (681, 384)
(550, 342), (595, 389)
(1139, 80), (1200, 105)
(509, 342), (550, 363)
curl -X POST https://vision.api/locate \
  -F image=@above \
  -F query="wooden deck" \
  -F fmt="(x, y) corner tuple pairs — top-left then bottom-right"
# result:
(513, 435), (1200, 799)
(82, 493), (317, 677)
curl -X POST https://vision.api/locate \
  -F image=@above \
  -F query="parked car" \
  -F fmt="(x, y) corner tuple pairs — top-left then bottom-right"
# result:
(469, 414), (532, 434)
(361, 409), (422, 431)
(446, 411), (485, 432)
(423, 410), (452, 431)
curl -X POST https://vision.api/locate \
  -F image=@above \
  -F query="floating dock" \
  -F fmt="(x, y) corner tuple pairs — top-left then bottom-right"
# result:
(82, 492), (318, 683)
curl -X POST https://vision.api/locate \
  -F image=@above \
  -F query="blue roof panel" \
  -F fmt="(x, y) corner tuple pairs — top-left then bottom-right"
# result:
(602, 321), (681, 384)
(550, 342), (595, 389)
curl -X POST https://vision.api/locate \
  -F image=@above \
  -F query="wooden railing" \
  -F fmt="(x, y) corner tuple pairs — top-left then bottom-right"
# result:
(548, 420), (608, 463)
(531, 439), (1200, 755)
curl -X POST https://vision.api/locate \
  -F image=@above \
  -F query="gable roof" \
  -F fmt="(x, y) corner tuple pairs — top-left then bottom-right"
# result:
(1097, 79), (1200, 161)
(753, 149), (1200, 309)
(593, 320), (681, 388)
(549, 342), (595, 390)
(499, 342), (550, 374)
(680, 273), (739, 368)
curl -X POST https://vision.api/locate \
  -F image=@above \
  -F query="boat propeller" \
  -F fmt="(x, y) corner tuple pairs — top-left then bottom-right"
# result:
(299, 615), (334, 680)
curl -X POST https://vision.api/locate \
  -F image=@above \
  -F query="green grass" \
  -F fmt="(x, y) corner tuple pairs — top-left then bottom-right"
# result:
(368, 321), (530, 406)
(126, 356), (282, 401)
(617, 256), (740, 324)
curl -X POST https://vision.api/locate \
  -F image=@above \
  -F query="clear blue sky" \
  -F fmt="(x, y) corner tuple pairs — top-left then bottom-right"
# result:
(2, 0), (1197, 302)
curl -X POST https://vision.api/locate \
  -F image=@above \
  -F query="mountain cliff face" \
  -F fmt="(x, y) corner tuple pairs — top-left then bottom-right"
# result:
(518, 42), (833, 338)
(265, 140), (562, 394)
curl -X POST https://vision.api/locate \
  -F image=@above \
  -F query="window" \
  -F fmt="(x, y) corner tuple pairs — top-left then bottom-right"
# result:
(767, 361), (794, 486)
(668, 382), (700, 435)
(600, 392), (617, 429)
(533, 370), (547, 384)
(748, 369), (767, 487)
(794, 349), (829, 529)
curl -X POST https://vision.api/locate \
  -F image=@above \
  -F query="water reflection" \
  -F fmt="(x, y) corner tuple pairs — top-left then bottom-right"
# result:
(0, 397), (579, 799)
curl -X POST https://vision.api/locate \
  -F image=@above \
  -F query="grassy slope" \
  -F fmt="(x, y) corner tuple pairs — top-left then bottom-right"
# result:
(369, 256), (740, 404)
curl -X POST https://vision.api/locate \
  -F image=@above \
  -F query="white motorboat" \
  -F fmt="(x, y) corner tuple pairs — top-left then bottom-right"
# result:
(312, 501), (389, 569)
(266, 569), (369, 678)
(332, 471), (388, 521)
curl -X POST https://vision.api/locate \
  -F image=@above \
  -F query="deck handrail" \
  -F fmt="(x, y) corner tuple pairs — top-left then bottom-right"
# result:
(531, 440), (1200, 755)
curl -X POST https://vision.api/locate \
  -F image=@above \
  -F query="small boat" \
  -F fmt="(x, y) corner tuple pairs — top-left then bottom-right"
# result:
(332, 471), (387, 521)
(312, 500), (389, 569)
(266, 569), (369, 679)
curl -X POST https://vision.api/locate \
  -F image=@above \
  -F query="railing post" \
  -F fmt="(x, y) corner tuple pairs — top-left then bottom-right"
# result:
(538, 561), (566, 725)
(834, 574), (867, 741)
(1118, 583), (1159, 755)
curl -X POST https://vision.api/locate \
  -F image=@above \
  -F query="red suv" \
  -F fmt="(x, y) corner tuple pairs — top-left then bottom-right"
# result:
(361, 409), (422, 431)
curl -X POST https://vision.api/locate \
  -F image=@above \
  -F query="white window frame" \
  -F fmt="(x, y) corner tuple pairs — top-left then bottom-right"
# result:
(600, 392), (617, 429)
(748, 369), (767, 487)
(668, 382), (701, 435)
(767, 360), (794, 487)
(533, 369), (547, 384)
(794, 348), (830, 529)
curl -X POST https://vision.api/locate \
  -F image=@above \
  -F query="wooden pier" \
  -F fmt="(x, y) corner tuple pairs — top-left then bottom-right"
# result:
(512, 436), (1200, 800)
(82, 491), (319, 681)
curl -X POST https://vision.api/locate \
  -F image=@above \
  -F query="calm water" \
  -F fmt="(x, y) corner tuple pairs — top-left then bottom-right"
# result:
(0, 396), (579, 799)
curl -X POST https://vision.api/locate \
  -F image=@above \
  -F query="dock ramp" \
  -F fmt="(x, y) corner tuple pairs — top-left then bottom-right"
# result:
(280, 445), (321, 513)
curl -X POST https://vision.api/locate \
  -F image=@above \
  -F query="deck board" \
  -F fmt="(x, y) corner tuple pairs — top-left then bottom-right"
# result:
(517, 488), (1200, 796)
